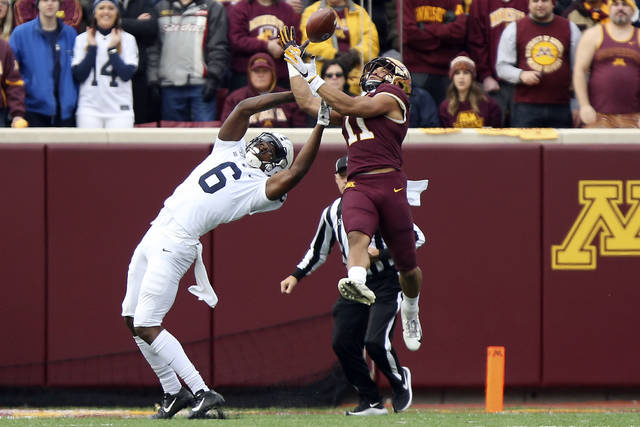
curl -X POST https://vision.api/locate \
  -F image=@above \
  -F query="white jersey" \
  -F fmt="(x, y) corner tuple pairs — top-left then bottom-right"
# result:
(73, 30), (138, 118)
(162, 137), (286, 238)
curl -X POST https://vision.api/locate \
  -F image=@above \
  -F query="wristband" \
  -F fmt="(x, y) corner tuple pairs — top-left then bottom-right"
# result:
(287, 62), (301, 78)
(108, 47), (118, 55)
(308, 75), (325, 93)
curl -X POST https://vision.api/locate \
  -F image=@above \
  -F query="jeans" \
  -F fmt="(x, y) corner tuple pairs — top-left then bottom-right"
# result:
(161, 85), (216, 122)
(511, 102), (572, 128)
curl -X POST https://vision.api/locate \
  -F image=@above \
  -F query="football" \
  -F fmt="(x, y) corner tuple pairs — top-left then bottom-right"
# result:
(305, 7), (337, 43)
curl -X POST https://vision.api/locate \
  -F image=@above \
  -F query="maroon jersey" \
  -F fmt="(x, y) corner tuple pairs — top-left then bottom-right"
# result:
(467, 0), (528, 81)
(342, 83), (410, 178)
(589, 25), (640, 114)
(438, 97), (502, 127)
(514, 16), (572, 104)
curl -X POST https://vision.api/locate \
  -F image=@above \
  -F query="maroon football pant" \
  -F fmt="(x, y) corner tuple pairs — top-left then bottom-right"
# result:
(341, 170), (417, 272)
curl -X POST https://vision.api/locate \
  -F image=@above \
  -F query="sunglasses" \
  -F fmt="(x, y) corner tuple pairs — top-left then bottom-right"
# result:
(325, 72), (344, 78)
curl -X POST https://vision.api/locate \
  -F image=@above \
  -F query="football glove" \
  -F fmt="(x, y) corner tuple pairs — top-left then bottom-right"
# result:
(317, 100), (331, 127)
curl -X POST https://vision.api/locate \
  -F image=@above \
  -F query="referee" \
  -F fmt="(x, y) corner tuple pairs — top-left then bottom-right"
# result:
(280, 156), (426, 416)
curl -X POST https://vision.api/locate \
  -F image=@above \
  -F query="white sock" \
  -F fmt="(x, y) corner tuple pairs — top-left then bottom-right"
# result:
(150, 330), (209, 394)
(347, 266), (367, 284)
(402, 294), (420, 314)
(134, 336), (182, 395)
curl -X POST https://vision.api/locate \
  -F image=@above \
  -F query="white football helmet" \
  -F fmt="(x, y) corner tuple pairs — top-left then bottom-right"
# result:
(245, 132), (294, 176)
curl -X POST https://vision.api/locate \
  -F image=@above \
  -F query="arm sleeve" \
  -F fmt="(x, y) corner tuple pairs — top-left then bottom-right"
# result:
(108, 51), (137, 82)
(72, 44), (97, 83)
(292, 204), (336, 280)
(569, 21), (582, 70)
(495, 22), (522, 84)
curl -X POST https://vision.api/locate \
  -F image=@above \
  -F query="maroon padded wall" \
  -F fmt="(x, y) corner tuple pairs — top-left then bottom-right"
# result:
(399, 143), (542, 387)
(0, 145), (46, 386)
(212, 147), (347, 387)
(543, 144), (640, 386)
(46, 144), (214, 386)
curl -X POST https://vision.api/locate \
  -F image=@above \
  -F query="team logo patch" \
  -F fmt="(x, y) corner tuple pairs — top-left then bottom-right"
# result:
(525, 35), (564, 73)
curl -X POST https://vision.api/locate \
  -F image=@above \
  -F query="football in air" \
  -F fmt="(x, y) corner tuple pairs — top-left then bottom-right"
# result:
(305, 7), (337, 43)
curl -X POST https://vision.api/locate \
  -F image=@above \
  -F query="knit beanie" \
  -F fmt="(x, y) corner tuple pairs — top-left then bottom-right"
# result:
(449, 54), (476, 79)
(93, 0), (120, 11)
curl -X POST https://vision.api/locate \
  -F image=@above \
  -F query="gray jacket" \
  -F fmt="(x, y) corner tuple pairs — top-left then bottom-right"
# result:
(147, 0), (229, 88)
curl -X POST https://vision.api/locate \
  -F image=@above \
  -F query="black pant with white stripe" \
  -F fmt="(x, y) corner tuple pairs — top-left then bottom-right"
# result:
(331, 270), (406, 403)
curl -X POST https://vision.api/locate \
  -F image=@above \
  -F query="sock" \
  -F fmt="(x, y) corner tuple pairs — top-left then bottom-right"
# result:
(150, 330), (209, 394)
(134, 336), (182, 395)
(347, 266), (367, 284)
(402, 294), (420, 314)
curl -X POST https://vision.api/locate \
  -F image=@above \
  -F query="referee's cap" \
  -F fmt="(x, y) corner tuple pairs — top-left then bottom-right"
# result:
(335, 156), (348, 174)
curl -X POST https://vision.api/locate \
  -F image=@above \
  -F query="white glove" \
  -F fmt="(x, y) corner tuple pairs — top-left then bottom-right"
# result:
(284, 46), (326, 93)
(317, 100), (331, 127)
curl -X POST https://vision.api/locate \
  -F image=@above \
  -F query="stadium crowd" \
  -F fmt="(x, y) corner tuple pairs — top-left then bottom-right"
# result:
(1, 0), (639, 128)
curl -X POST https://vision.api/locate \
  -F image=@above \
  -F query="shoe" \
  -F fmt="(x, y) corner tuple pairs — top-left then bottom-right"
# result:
(401, 306), (422, 351)
(187, 389), (225, 419)
(345, 400), (388, 416)
(392, 367), (413, 413)
(150, 387), (194, 419)
(338, 278), (376, 305)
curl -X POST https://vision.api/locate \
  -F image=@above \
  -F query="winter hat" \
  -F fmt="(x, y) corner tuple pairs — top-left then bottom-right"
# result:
(93, 0), (120, 11)
(248, 52), (276, 92)
(449, 54), (476, 79)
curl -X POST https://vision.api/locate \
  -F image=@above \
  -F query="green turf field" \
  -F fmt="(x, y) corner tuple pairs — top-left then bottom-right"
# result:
(1, 407), (639, 426)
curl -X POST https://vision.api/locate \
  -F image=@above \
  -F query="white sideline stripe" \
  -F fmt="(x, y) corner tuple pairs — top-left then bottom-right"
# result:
(0, 408), (154, 418)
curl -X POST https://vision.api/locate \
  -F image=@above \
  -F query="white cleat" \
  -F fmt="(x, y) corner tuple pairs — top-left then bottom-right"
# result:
(401, 308), (422, 351)
(337, 278), (376, 305)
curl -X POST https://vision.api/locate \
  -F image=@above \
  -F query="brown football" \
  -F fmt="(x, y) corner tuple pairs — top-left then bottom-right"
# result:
(305, 7), (337, 43)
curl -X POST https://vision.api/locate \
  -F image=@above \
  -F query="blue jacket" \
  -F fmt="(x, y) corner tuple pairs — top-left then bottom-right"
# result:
(9, 17), (77, 120)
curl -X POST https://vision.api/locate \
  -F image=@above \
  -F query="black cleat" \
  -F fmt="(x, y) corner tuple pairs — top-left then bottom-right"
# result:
(187, 389), (225, 419)
(392, 366), (413, 413)
(150, 387), (194, 419)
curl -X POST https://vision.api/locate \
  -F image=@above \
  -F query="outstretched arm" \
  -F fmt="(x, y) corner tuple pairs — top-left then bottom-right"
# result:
(218, 91), (296, 141)
(265, 123), (324, 200)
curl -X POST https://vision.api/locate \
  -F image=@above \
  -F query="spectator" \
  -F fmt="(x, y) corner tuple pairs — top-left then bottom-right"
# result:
(301, 0), (379, 96)
(227, 0), (299, 92)
(0, 0), (13, 40)
(105, 0), (157, 124)
(0, 38), (26, 126)
(402, 0), (467, 106)
(320, 59), (349, 93)
(286, 0), (302, 14)
(439, 54), (502, 127)
(466, 0), (527, 126)
(496, 0), (581, 127)
(72, 0), (138, 128)
(410, 85), (440, 127)
(574, 0), (640, 127)
(220, 52), (307, 126)
(147, 0), (229, 122)
(563, 0), (610, 31)
(14, 0), (83, 31)
(10, 0), (78, 126)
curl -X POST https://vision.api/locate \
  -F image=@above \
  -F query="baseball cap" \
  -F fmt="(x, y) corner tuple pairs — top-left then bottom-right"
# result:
(249, 53), (275, 72)
(335, 156), (348, 174)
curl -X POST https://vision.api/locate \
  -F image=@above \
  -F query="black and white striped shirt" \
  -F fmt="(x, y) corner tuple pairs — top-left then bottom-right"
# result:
(292, 198), (426, 281)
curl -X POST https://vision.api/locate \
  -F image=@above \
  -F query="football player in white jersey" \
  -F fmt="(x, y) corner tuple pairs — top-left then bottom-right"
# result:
(121, 91), (330, 419)
(72, 0), (138, 128)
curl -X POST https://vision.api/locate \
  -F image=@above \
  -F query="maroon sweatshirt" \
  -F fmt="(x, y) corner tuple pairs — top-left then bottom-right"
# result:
(0, 39), (25, 120)
(402, 0), (467, 75)
(227, 0), (300, 82)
